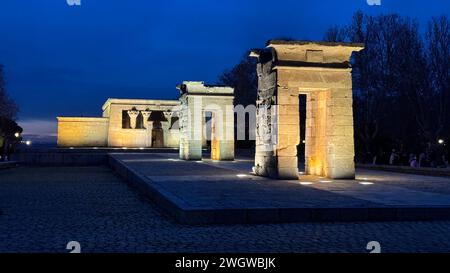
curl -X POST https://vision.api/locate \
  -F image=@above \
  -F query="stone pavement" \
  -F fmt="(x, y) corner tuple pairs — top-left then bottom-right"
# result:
(109, 153), (450, 224)
(3, 166), (450, 253)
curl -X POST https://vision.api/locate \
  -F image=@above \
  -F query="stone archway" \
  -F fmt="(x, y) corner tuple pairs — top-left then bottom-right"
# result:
(177, 81), (235, 161)
(250, 40), (364, 179)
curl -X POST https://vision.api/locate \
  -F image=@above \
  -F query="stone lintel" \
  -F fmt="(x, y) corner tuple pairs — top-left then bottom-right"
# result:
(251, 40), (364, 71)
(102, 98), (180, 111)
(177, 81), (234, 96)
(57, 117), (109, 122)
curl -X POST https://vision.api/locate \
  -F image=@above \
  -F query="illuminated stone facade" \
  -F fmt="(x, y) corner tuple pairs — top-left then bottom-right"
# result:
(251, 40), (364, 179)
(177, 81), (235, 161)
(57, 99), (181, 148)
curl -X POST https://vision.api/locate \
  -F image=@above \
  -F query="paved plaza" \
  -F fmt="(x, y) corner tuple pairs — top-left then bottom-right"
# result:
(110, 153), (450, 224)
(2, 163), (450, 252)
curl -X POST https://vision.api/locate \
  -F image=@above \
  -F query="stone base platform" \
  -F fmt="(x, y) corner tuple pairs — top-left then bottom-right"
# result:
(13, 147), (179, 166)
(0, 161), (18, 170)
(109, 153), (450, 225)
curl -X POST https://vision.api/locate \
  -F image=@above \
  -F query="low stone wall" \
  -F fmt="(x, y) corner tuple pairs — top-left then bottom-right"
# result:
(0, 161), (19, 170)
(57, 117), (109, 147)
(358, 164), (450, 177)
(12, 148), (178, 166)
(13, 150), (108, 166)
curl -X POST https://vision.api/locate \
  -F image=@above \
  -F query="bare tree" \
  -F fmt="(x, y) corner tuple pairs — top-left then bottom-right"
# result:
(217, 53), (257, 107)
(324, 25), (347, 43)
(325, 12), (432, 161)
(426, 16), (450, 141)
(0, 65), (18, 119)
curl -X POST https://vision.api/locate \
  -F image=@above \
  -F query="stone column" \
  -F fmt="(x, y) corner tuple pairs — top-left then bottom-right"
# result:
(202, 111), (207, 148)
(163, 111), (173, 123)
(141, 110), (152, 147)
(163, 111), (173, 147)
(179, 97), (202, 160)
(253, 57), (279, 178)
(276, 86), (300, 179)
(127, 109), (140, 129)
(305, 91), (328, 177)
(326, 75), (355, 179)
(141, 110), (152, 125)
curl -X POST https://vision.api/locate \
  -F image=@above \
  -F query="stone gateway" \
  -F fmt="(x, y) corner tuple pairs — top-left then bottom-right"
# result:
(250, 40), (364, 179)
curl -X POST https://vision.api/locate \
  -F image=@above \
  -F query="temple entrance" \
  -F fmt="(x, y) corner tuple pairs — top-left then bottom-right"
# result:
(251, 40), (364, 179)
(298, 94), (307, 173)
(152, 121), (164, 148)
(210, 112), (220, 160)
(148, 111), (169, 148)
(177, 81), (235, 161)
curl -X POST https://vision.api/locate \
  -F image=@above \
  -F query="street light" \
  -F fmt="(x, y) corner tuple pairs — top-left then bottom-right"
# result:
(14, 132), (20, 138)
(438, 139), (445, 145)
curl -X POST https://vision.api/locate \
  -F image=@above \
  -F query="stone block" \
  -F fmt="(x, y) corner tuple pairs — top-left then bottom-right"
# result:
(278, 124), (299, 136)
(277, 167), (299, 180)
(278, 156), (298, 169)
(277, 146), (297, 157)
(278, 114), (299, 125)
(277, 94), (298, 105)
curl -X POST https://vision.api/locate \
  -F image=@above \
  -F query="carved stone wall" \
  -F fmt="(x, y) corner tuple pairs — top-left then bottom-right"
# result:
(253, 51), (279, 177)
(251, 41), (364, 179)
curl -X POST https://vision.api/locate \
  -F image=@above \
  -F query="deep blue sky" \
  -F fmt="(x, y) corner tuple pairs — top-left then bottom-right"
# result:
(0, 0), (449, 139)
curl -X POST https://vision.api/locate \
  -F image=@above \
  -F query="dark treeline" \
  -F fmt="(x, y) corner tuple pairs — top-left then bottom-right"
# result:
(0, 65), (21, 161)
(325, 11), (450, 167)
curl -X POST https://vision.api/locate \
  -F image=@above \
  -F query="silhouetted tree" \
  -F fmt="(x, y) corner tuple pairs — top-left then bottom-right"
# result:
(325, 12), (437, 162)
(426, 16), (450, 142)
(0, 65), (18, 119)
(217, 53), (257, 107)
(0, 117), (22, 161)
(324, 25), (347, 43)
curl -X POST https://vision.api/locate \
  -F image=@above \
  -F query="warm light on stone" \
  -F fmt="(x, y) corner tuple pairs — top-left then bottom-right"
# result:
(177, 81), (235, 161)
(57, 99), (181, 148)
(320, 180), (333, 183)
(250, 40), (364, 180)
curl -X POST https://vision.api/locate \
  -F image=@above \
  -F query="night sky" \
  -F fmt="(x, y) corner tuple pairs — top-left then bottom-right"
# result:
(0, 0), (448, 142)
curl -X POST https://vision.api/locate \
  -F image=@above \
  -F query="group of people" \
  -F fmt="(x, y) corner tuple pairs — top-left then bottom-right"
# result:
(0, 140), (15, 161)
(387, 149), (450, 168)
(0, 117), (22, 162)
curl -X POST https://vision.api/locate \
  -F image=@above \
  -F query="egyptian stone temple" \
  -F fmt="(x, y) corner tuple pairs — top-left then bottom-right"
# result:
(250, 40), (364, 180)
(57, 81), (235, 160)
(57, 40), (363, 180)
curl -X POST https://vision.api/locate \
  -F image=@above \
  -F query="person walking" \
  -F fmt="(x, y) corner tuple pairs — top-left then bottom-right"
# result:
(389, 149), (399, 165)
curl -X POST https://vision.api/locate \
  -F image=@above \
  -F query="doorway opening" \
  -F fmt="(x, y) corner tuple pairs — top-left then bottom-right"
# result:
(298, 94), (307, 174)
(149, 111), (167, 148)
(204, 111), (220, 160)
(152, 121), (164, 148)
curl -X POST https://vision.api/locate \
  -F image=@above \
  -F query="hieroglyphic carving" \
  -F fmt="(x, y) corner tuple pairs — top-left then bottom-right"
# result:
(256, 98), (273, 145)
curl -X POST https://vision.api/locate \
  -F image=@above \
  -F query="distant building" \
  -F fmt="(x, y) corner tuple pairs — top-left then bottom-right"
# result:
(57, 98), (181, 148)
(56, 81), (235, 150)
